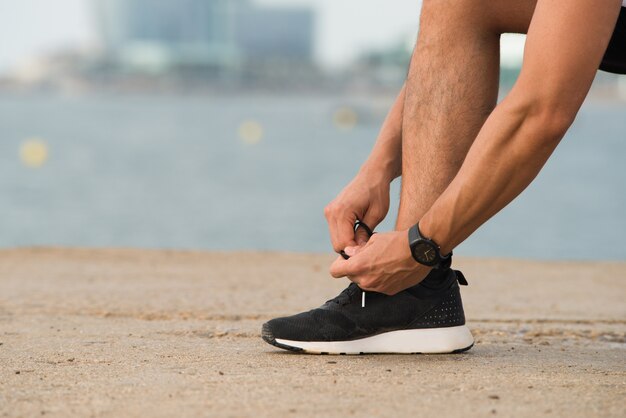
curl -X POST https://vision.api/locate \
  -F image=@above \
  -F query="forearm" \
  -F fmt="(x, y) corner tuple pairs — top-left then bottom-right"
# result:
(416, 0), (621, 255)
(419, 95), (572, 255)
(359, 84), (405, 183)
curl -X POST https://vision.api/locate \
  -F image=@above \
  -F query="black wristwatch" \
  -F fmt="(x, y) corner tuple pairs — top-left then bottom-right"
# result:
(408, 222), (452, 268)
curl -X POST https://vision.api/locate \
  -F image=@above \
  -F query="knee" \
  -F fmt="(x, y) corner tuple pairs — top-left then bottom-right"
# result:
(419, 0), (499, 36)
(420, 0), (490, 24)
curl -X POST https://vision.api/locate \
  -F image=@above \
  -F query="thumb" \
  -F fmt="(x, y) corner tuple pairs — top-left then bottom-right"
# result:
(343, 245), (366, 258)
(330, 255), (357, 278)
(354, 227), (371, 246)
(355, 214), (378, 245)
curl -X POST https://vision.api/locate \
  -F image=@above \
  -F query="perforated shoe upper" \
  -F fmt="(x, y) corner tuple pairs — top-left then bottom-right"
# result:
(262, 268), (468, 343)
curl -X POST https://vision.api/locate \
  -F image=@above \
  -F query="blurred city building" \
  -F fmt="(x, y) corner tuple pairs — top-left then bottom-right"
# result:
(0, 1), (623, 97)
(92, 0), (316, 85)
(94, 0), (239, 73)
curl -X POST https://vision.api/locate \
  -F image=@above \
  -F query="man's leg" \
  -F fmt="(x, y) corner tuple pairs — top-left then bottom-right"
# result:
(396, 0), (537, 230)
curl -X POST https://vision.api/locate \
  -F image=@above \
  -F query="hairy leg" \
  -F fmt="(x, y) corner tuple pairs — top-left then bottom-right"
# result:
(396, 0), (537, 230)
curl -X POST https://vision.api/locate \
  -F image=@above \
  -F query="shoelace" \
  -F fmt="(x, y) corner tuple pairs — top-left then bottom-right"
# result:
(328, 271), (467, 307)
(325, 283), (369, 308)
(327, 282), (361, 306)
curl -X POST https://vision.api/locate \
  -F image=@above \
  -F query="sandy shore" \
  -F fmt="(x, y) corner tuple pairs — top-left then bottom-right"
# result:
(0, 248), (624, 417)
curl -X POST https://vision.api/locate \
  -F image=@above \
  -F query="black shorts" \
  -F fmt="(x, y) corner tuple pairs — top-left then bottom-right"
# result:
(600, 7), (626, 74)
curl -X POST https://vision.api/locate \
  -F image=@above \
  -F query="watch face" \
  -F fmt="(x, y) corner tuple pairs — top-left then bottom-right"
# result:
(412, 241), (438, 265)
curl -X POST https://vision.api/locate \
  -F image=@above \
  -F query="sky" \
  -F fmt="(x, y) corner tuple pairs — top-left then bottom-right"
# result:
(0, 0), (524, 74)
(0, 0), (95, 73)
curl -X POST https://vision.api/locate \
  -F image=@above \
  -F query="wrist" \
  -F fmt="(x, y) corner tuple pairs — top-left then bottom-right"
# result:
(417, 212), (453, 257)
(359, 157), (399, 184)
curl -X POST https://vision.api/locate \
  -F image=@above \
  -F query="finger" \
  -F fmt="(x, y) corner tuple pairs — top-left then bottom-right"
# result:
(329, 256), (348, 278)
(343, 245), (365, 258)
(330, 256), (360, 278)
(354, 226), (371, 246)
(329, 216), (358, 253)
(343, 246), (357, 258)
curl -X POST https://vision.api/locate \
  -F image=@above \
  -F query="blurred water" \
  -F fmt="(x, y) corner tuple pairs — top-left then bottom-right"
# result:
(0, 93), (624, 260)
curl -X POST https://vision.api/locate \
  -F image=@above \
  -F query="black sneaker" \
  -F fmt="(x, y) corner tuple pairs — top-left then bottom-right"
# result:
(261, 268), (473, 354)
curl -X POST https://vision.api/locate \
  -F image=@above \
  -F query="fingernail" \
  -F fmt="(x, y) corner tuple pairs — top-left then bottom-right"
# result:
(345, 246), (357, 256)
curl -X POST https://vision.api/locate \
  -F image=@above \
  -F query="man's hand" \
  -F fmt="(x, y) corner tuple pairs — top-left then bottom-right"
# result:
(324, 172), (390, 253)
(329, 230), (432, 295)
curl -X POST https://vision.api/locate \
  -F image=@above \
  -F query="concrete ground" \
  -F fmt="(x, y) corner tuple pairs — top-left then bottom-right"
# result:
(0, 248), (624, 417)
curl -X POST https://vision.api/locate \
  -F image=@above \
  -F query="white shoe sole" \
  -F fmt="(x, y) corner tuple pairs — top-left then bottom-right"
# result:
(274, 325), (474, 354)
